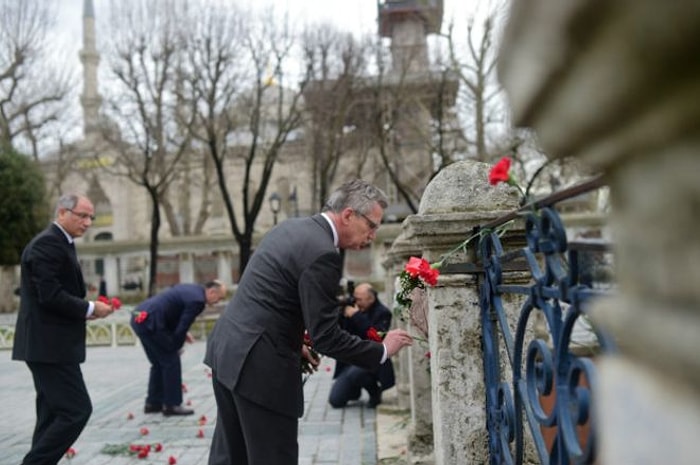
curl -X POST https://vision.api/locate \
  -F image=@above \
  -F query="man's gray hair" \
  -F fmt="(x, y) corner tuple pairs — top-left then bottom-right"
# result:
(322, 179), (388, 215)
(55, 194), (80, 217)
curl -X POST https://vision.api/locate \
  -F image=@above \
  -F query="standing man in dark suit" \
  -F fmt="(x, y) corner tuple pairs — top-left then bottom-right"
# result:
(131, 280), (227, 416)
(205, 179), (414, 465)
(329, 282), (395, 409)
(12, 193), (116, 465)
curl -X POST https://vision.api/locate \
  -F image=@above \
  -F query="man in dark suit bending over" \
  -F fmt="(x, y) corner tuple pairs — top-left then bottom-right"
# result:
(131, 279), (227, 416)
(12, 193), (116, 465)
(205, 179), (413, 465)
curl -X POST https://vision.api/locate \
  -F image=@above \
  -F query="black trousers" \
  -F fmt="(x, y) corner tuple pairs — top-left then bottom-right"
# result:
(132, 326), (182, 407)
(23, 362), (92, 465)
(208, 377), (298, 465)
(328, 365), (379, 408)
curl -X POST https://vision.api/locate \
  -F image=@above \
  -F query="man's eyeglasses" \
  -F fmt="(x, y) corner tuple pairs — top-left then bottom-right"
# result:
(68, 209), (96, 221)
(355, 211), (379, 231)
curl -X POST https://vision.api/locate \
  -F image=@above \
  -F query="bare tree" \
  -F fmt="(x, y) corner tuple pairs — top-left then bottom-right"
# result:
(181, 5), (309, 276)
(99, 0), (196, 296)
(0, 0), (74, 159)
(301, 25), (372, 210)
(444, 2), (511, 162)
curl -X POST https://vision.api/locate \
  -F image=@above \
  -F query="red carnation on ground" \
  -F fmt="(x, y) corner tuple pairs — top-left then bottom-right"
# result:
(155, 443), (163, 452)
(137, 448), (149, 459)
(140, 427), (149, 436)
(169, 455), (178, 464)
(65, 447), (77, 459)
(198, 415), (207, 425)
(196, 428), (205, 438)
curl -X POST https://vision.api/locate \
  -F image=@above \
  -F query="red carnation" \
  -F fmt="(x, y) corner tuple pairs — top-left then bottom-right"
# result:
(488, 156), (512, 185)
(65, 447), (77, 459)
(155, 443), (163, 452)
(111, 296), (122, 309)
(404, 256), (429, 278)
(422, 267), (440, 286)
(169, 455), (178, 464)
(134, 311), (148, 324)
(196, 428), (205, 438)
(366, 327), (383, 342)
(140, 427), (149, 436)
(97, 295), (110, 305)
(137, 449), (149, 459)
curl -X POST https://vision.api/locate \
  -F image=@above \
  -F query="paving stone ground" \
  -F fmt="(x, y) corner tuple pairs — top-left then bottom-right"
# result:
(0, 341), (382, 465)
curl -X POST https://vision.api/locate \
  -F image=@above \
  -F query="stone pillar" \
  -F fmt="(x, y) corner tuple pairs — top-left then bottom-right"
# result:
(103, 254), (119, 297)
(179, 252), (194, 283)
(384, 231), (421, 412)
(215, 251), (233, 287)
(498, 2), (700, 463)
(396, 161), (519, 464)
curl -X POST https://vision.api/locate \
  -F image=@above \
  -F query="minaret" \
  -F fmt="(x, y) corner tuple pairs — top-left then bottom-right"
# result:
(80, 0), (102, 138)
(378, 0), (443, 74)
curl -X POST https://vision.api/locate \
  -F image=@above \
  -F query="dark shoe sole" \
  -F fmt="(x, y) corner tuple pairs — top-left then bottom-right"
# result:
(144, 404), (163, 414)
(162, 408), (194, 416)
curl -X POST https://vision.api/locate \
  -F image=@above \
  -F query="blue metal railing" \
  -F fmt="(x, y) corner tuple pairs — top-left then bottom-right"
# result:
(476, 177), (615, 465)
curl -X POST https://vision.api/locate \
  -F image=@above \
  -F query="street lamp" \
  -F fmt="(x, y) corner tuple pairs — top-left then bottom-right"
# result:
(288, 186), (299, 217)
(268, 192), (281, 225)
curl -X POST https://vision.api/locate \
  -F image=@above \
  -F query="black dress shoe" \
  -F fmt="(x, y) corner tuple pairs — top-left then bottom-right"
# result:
(162, 405), (194, 416)
(144, 403), (163, 414)
(367, 384), (382, 408)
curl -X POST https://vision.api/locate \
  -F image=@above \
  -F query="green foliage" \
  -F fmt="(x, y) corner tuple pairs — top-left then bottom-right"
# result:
(0, 145), (48, 265)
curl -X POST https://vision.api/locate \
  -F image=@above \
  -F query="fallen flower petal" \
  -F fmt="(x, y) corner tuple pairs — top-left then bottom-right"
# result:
(140, 427), (149, 436)
(65, 447), (77, 458)
(198, 415), (207, 425)
(196, 428), (205, 438)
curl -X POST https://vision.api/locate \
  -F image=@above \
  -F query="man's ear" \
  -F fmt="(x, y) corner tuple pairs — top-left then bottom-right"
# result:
(340, 207), (354, 224)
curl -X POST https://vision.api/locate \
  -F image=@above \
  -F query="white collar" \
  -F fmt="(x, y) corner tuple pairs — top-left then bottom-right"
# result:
(320, 213), (338, 249)
(53, 221), (74, 244)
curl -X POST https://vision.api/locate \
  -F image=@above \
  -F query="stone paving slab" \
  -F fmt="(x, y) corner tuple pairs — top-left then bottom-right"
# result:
(0, 341), (377, 465)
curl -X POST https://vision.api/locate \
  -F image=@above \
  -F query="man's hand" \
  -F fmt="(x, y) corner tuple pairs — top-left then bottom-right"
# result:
(91, 300), (114, 319)
(382, 329), (413, 357)
(185, 331), (195, 344)
(343, 305), (360, 318)
(301, 344), (320, 374)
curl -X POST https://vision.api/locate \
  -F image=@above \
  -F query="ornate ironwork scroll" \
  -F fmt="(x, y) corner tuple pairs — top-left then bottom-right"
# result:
(480, 206), (615, 465)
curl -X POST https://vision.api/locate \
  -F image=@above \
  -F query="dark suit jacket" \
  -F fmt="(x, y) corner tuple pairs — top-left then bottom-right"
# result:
(205, 214), (385, 418)
(12, 224), (89, 363)
(334, 299), (396, 390)
(132, 283), (207, 352)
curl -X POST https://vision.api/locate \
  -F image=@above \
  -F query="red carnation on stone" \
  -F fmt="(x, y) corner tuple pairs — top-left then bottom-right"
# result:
(488, 156), (512, 185)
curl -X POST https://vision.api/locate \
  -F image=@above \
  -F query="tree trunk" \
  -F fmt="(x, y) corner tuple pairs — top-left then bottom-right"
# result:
(0, 265), (18, 313)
